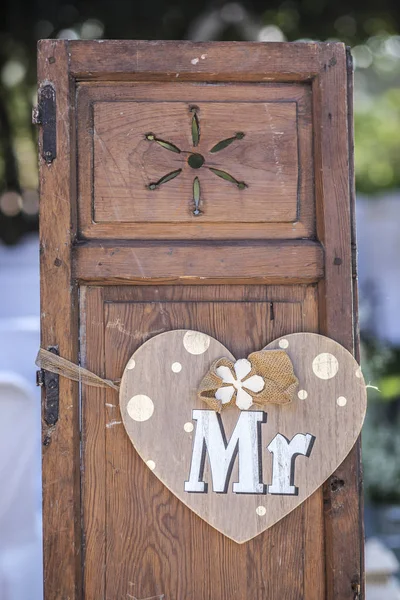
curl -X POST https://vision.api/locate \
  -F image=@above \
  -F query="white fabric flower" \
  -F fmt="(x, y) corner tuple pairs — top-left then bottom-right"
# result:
(215, 359), (265, 410)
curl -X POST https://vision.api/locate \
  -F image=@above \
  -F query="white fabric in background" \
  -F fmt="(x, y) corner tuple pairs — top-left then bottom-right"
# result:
(0, 375), (43, 600)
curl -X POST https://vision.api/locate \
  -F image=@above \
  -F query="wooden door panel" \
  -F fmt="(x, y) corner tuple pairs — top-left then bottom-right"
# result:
(81, 285), (324, 600)
(39, 40), (361, 600)
(77, 82), (314, 240)
(93, 99), (299, 223)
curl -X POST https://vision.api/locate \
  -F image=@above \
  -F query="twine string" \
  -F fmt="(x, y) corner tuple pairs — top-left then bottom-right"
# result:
(35, 348), (119, 391)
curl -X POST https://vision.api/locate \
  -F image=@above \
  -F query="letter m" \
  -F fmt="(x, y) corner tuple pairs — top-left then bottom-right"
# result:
(184, 409), (266, 494)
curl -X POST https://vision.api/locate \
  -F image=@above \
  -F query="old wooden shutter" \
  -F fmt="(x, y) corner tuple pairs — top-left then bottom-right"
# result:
(38, 40), (362, 599)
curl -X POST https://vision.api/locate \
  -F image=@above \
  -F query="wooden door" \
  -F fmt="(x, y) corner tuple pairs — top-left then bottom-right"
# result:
(38, 40), (362, 600)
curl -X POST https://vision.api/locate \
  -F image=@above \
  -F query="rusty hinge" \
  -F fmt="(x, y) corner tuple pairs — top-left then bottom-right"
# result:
(36, 345), (59, 426)
(33, 83), (56, 164)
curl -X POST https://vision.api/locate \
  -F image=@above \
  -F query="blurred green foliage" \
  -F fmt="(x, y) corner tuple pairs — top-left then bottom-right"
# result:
(380, 374), (400, 400)
(363, 422), (400, 503)
(361, 340), (400, 502)
(355, 87), (400, 194)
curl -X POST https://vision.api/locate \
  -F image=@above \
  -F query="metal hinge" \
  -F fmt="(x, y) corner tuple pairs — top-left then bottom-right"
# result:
(33, 83), (56, 164)
(36, 345), (59, 426)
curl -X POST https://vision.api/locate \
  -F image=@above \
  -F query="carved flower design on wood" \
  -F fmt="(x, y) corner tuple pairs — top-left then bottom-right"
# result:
(144, 106), (247, 215)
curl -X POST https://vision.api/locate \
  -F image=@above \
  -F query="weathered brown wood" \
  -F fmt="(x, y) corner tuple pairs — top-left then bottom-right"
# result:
(77, 82), (314, 240)
(102, 283), (309, 303)
(80, 287), (106, 599)
(94, 101), (298, 222)
(98, 284), (327, 600)
(312, 43), (363, 600)
(68, 40), (326, 81)
(73, 241), (324, 284)
(38, 39), (362, 600)
(38, 40), (81, 600)
(80, 284), (324, 599)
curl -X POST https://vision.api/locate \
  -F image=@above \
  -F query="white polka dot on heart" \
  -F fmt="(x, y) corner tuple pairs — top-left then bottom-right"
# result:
(183, 331), (210, 355)
(337, 396), (347, 407)
(184, 422), (194, 433)
(298, 390), (308, 400)
(126, 357), (135, 370)
(279, 339), (289, 349)
(256, 506), (266, 516)
(172, 362), (182, 373)
(312, 353), (339, 380)
(127, 395), (154, 422)
(146, 460), (156, 470)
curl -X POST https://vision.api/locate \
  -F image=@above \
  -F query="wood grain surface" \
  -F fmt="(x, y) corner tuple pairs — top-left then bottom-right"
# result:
(77, 82), (314, 240)
(73, 240), (324, 285)
(68, 40), (327, 81)
(313, 44), (363, 600)
(38, 39), (362, 600)
(81, 285), (327, 600)
(119, 330), (366, 543)
(93, 100), (298, 223)
(38, 40), (81, 600)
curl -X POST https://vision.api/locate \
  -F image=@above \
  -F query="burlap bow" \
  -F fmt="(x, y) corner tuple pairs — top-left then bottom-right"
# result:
(198, 349), (298, 413)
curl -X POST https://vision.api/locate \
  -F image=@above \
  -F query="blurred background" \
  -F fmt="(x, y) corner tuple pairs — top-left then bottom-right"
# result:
(0, 0), (399, 598)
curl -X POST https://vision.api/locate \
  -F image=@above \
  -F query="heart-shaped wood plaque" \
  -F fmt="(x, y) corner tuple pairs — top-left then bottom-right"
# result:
(119, 331), (367, 544)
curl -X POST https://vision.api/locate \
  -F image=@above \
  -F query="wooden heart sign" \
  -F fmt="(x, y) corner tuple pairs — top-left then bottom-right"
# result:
(119, 331), (367, 544)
